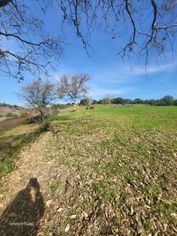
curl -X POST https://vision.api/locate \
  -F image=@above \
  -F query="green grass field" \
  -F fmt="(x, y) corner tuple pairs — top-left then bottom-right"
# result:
(44, 104), (177, 235)
(0, 104), (177, 235)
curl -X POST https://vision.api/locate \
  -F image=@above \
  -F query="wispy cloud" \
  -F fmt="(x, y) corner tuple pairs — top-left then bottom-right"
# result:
(88, 87), (133, 99)
(53, 60), (177, 86)
(129, 63), (177, 75)
(93, 62), (177, 84)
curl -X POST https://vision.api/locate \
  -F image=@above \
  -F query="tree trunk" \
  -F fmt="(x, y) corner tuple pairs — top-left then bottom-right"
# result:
(73, 103), (76, 111)
(73, 99), (76, 111)
(38, 108), (44, 122)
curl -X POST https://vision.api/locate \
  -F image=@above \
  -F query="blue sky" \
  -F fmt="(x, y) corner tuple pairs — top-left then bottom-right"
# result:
(0, 3), (177, 106)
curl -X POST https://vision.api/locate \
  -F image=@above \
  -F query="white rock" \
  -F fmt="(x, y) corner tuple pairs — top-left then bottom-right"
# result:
(57, 208), (64, 213)
(70, 215), (77, 219)
(65, 224), (70, 232)
(46, 200), (53, 207)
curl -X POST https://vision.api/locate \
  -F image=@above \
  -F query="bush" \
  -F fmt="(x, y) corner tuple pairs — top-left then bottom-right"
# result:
(38, 121), (50, 133)
(160, 95), (174, 106)
(86, 105), (94, 110)
(80, 98), (92, 106)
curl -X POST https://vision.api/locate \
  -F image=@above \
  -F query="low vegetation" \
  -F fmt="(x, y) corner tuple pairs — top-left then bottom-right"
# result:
(0, 105), (177, 235)
(42, 105), (177, 235)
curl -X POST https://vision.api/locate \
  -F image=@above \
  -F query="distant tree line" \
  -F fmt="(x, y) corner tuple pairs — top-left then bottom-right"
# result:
(0, 103), (22, 109)
(80, 96), (177, 106)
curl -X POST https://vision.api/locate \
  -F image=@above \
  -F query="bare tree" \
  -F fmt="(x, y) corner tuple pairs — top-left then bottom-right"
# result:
(20, 78), (56, 121)
(1, 0), (177, 79)
(57, 74), (90, 110)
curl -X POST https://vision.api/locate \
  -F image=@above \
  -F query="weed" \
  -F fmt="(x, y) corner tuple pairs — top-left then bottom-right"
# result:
(50, 180), (60, 193)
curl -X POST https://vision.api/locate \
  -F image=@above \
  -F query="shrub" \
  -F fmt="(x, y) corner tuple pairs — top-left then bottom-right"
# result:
(80, 98), (92, 106)
(86, 105), (94, 110)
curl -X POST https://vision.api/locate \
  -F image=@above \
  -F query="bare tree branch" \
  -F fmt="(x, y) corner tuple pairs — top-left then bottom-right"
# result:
(125, 0), (136, 43)
(0, 31), (57, 49)
(1, 0), (177, 79)
(0, 0), (11, 8)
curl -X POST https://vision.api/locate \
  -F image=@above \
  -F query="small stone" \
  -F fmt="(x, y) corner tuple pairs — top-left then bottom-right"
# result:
(171, 212), (177, 218)
(70, 214), (77, 219)
(173, 153), (177, 158)
(83, 211), (88, 218)
(57, 208), (64, 213)
(65, 224), (70, 232)
(37, 233), (44, 236)
(130, 206), (134, 215)
(46, 200), (53, 207)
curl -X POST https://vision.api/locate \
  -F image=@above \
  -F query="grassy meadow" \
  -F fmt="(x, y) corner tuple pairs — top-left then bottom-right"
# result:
(44, 104), (177, 235)
(0, 104), (177, 235)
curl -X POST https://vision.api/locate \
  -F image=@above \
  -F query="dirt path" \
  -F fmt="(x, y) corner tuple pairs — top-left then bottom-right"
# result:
(0, 131), (68, 236)
(1, 132), (53, 194)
